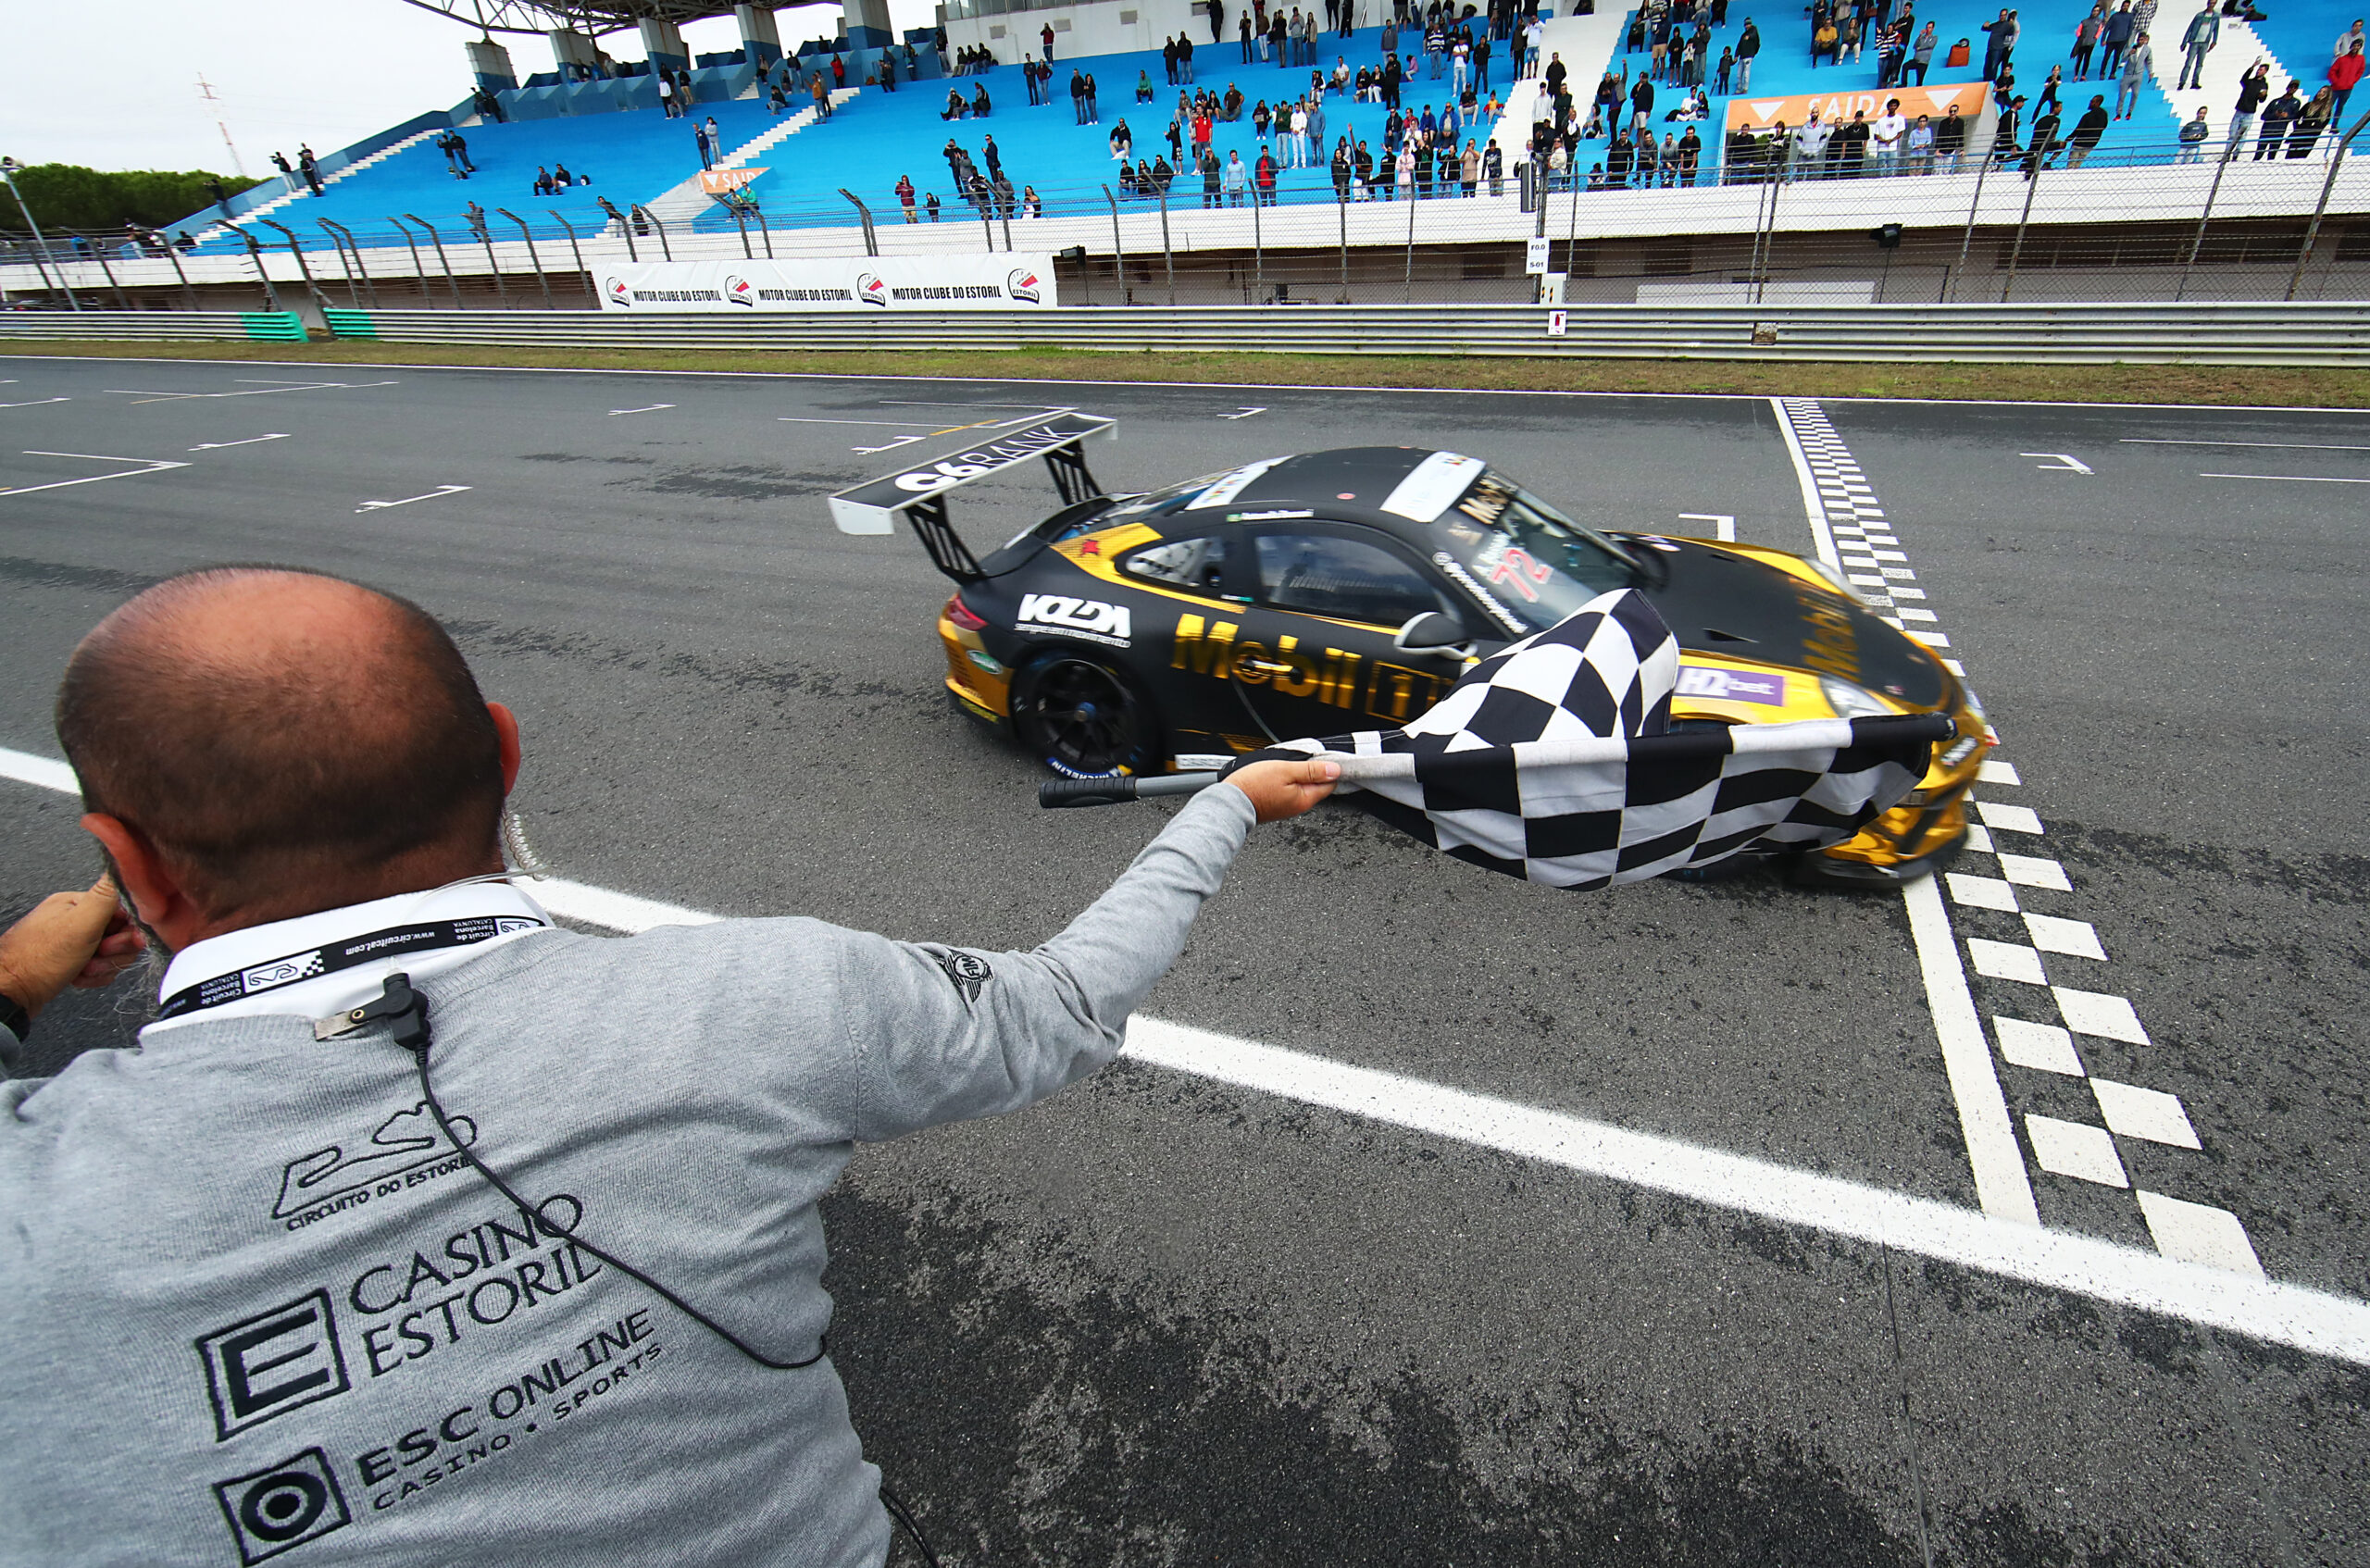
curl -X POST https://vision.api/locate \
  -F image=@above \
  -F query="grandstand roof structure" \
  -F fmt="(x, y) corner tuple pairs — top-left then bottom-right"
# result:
(397, 0), (763, 38)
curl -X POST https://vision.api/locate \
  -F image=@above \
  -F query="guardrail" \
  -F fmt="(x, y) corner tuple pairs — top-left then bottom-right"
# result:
(0, 310), (306, 342)
(313, 300), (2369, 366)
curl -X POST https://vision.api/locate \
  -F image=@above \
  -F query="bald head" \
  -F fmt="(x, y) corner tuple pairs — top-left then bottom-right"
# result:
(58, 567), (507, 927)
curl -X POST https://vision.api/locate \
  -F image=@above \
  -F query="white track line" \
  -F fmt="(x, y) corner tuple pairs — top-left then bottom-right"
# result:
(1, 452), (191, 497)
(2120, 439), (2370, 451)
(2197, 472), (2370, 484)
(1768, 396), (2038, 1226)
(4, 741), (2364, 1362)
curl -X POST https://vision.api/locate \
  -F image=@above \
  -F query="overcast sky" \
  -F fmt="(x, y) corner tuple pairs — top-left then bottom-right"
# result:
(2, 0), (929, 176)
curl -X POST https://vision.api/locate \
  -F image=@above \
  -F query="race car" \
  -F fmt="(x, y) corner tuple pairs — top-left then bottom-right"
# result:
(830, 413), (1992, 885)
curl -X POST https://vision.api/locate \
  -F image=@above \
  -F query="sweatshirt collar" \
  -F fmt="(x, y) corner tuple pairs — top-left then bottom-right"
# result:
(145, 879), (553, 1038)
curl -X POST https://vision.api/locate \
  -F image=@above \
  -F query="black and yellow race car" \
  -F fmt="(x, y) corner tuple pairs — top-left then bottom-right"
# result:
(830, 413), (1992, 885)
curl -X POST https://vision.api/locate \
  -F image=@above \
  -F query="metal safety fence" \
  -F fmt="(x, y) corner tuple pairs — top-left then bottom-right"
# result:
(306, 299), (2369, 364)
(0, 309), (304, 342)
(6, 131), (2370, 313)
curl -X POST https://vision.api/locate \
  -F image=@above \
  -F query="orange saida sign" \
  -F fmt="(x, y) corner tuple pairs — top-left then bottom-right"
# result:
(697, 167), (767, 193)
(1724, 81), (1988, 132)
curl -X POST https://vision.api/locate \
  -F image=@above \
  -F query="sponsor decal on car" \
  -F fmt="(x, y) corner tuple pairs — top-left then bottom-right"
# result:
(1017, 594), (1132, 646)
(1676, 666), (1789, 705)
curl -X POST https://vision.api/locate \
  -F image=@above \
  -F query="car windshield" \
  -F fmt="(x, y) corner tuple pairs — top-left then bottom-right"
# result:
(1094, 472), (1226, 527)
(1432, 470), (1645, 634)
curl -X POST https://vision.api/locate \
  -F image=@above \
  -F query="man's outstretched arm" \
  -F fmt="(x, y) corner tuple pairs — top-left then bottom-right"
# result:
(842, 759), (1337, 1140)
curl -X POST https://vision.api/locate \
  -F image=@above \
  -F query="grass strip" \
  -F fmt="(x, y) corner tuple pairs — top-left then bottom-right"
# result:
(5, 337), (2366, 406)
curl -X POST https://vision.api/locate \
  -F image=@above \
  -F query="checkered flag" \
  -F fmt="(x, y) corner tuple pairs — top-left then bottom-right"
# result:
(1229, 589), (1950, 890)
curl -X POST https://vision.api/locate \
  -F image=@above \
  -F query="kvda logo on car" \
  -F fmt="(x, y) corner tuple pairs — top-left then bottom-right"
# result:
(1016, 594), (1130, 647)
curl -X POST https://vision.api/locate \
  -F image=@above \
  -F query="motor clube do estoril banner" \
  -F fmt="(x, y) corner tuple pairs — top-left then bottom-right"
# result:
(597, 255), (1057, 313)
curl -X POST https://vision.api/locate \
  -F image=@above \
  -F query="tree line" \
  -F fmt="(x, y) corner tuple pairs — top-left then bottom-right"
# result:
(2, 165), (268, 233)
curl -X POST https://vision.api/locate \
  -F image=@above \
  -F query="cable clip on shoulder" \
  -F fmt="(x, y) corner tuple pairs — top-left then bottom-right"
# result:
(313, 972), (431, 1052)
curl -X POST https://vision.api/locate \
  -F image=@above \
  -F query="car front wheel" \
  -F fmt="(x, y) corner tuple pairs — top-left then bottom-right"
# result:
(1010, 653), (1162, 778)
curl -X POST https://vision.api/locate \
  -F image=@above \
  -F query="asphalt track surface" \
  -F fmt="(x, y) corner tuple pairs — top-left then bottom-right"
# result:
(3, 358), (2365, 1566)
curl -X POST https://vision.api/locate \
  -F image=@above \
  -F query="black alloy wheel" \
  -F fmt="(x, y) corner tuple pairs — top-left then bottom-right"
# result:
(1011, 654), (1161, 778)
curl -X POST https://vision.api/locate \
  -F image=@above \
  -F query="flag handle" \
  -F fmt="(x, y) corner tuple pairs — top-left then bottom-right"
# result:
(1038, 772), (1223, 809)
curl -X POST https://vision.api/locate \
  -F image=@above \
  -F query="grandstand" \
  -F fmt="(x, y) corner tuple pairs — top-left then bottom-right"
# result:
(145, 0), (2358, 251)
(3, 0), (2362, 315)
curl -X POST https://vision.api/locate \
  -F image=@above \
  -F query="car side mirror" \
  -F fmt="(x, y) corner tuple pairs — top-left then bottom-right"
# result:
(1393, 610), (1472, 655)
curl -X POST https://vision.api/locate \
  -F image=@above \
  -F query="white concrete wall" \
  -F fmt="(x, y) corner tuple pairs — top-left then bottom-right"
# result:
(945, 0), (1202, 68)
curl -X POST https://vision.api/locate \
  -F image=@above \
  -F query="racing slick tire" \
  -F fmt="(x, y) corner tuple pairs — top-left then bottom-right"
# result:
(1010, 652), (1165, 779)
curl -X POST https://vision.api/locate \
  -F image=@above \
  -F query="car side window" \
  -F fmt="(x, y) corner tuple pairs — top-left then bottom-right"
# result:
(1254, 533), (1442, 626)
(1124, 535), (1229, 595)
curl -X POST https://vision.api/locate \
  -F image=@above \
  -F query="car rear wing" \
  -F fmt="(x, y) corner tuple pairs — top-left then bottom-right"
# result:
(827, 410), (1116, 584)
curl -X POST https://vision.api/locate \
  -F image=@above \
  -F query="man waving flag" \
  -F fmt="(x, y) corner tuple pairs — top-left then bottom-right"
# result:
(1221, 588), (1949, 890)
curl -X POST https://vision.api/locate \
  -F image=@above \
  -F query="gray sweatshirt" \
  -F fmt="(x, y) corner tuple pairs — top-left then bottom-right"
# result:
(0, 784), (1255, 1567)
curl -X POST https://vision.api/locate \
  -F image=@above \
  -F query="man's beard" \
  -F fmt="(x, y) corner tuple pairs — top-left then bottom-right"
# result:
(93, 849), (170, 1027)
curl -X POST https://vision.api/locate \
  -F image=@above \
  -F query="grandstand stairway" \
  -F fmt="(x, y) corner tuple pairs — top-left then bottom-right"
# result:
(228, 130), (448, 229)
(642, 88), (864, 229)
(2150, 14), (2296, 140)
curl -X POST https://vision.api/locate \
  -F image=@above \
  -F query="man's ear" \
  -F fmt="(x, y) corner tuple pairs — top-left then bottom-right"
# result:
(81, 814), (192, 941)
(488, 702), (522, 796)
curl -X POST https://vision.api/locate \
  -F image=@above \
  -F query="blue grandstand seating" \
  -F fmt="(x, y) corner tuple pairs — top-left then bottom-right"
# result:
(725, 34), (1482, 223)
(179, 0), (2357, 252)
(1561, 0), (2356, 181)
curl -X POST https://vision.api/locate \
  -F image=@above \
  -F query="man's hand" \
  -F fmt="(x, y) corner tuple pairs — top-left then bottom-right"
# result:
(1227, 757), (1341, 823)
(0, 875), (144, 1019)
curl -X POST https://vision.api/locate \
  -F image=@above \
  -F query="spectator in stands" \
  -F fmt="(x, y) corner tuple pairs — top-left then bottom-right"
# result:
(1042, 20), (1057, 60)
(2022, 100), (2060, 173)
(2072, 5), (2103, 77)
(1871, 98), (1906, 171)
(881, 51), (897, 92)
(945, 85), (967, 119)
(1225, 146), (1250, 202)
(2036, 63), (2064, 118)
(2332, 40), (2365, 125)
(657, 70), (678, 117)
(695, 120), (716, 169)
(533, 166), (555, 195)
(896, 174), (917, 220)
(2100, 2), (2136, 76)
(971, 81), (992, 116)
(1087, 73), (1102, 121)
(813, 73), (832, 119)
(2065, 93), (2111, 162)
(1982, 8), (2015, 76)
(1242, 10), (1257, 62)
(466, 201), (490, 243)
(1910, 20), (1937, 81)
(2176, 103), (2211, 156)
(2289, 85), (2334, 153)
(175, 230), (196, 252)
(2116, 31), (2153, 116)
(1990, 95), (2025, 164)
(2255, 78), (2302, 156)
(2226, 62), (2269, 153)
(1139, 69), (1157, 102)
(474, 86), (506, 123)
(1073, 69), (1091, 122)
(1182, 33), (1197, 81)
(1934, 103), (1966, 169)
(927, 190), (942, 220)
(2177, 1), (2218, 89)
(298, 145), (324, 196)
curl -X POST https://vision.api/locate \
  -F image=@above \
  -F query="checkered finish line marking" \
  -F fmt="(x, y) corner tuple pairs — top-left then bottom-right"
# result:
(1771, 397), (2263, 1277)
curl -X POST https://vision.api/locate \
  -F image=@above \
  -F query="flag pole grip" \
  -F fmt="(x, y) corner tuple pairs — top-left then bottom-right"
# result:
(1037, 772), (1223, 809)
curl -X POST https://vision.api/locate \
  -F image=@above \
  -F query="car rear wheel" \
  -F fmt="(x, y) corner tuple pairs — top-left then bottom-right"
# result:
(1011, 653), (1162, 778)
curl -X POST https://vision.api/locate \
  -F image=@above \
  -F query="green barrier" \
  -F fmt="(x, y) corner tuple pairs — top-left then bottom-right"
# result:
(241, 312), (309, 342)
(321, 308), (377, 341)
